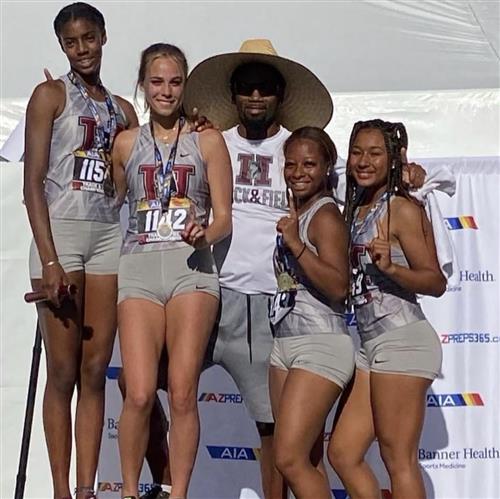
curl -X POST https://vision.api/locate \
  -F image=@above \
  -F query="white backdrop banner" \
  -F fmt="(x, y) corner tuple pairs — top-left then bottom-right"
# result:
(1, 88), (499, 499)
(97, 157), (500, 499)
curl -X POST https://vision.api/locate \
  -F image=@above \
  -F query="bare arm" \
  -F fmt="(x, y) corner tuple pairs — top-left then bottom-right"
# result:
(184, 129), (232, 247)
(23, 80), (67, 303)
(115, 95), (139, 130)
(370, 197), (446, 297)
(279, 202), (349, 303)
(111, 128), (138, 206)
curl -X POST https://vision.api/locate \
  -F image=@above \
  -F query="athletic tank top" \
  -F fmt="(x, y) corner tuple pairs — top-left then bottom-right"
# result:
(44, 74), (127, 223)
(121, 124), (211, 254)
(350, 195), (425, 340)
(213, 125), (290, 294)
(272, 196), (348, 338)
(214, 125), (346, 295)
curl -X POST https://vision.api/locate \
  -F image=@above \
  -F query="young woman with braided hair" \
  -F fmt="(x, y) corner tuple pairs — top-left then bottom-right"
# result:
(328, 119), (446, 499)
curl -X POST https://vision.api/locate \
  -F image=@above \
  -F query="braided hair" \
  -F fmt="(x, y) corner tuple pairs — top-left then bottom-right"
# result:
(344, 119), (410, 233)
(343, 119), (411, 305)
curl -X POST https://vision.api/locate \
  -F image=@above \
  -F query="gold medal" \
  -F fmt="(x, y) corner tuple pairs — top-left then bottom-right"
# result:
(277, 272), (296, 292)
(157, 214), (172, 240)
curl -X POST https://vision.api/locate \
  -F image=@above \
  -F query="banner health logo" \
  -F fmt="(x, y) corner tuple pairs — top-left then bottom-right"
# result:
(427, 392), (484, 407)
(198, 392), (243, 404)
(444, 215), (478, 230)
(332, 489), (391, 499)
(206, 445), (260, 461)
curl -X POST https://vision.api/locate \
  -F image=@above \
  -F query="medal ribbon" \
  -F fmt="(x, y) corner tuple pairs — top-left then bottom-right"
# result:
(67, 71), (117, 152)
(150, 115), (185, 212)
(350, 192), (389, 243)
(348, 193), (388, 307)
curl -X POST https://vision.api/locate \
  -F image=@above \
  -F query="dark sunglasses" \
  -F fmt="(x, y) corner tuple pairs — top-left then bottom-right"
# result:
(233, 80), (280, 97)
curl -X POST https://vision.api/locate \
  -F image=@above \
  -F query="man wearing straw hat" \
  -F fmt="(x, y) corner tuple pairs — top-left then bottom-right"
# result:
(138, 39), (451, 498)
(183, 38), (335, 498)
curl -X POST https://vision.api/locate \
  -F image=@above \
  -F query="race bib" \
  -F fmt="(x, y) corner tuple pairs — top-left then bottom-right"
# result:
(137, 197), (193, 245)
(72, 148), (114, 196)
(269, 290), (296, 325)
(351, 267), (373, 305)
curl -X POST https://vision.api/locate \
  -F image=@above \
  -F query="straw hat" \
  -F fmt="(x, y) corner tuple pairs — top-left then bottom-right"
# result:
(183, 39), (333, 131)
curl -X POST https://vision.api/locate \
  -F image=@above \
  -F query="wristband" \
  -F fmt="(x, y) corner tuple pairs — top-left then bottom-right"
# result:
(296, 243), (307, 261)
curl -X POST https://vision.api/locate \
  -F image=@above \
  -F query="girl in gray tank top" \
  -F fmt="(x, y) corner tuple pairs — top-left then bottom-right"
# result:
(271, 195), (347, 337)
(269, 127), (354, 497)
(121, 123), (211, 254)
(45, 73), (128, 223)
(328, 119), (447, 499)
(23, 4), (137, 499)
(350, 194), (426, 340)
(112, 43), (232, 499)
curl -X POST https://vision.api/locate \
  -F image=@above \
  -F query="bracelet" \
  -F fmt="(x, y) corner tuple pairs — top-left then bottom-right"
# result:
(43, 260), (59, 267)
(296, 243), (307, 261)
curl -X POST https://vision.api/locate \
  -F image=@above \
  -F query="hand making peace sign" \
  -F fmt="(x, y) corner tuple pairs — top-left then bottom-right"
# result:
(368, 218), (394, 274)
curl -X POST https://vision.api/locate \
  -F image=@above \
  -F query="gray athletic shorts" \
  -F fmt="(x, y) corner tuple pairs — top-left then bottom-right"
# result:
(208, 288), (274, 423)
(118, 246), (219, 306)
(29, 219), (122, 279)
(356, 319), (442, 380)
(270, 333), (355, 389)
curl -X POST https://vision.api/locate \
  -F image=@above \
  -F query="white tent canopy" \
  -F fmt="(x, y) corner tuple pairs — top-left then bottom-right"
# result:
(1, 1), (499, 155)
(1, 1), (499, 100)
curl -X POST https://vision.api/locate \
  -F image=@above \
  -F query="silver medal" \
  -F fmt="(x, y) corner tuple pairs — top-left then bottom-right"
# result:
(157, 214), (172, 240)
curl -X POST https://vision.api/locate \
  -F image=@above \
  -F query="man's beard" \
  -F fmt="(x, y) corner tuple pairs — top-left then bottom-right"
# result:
(241, 112), (275, 134)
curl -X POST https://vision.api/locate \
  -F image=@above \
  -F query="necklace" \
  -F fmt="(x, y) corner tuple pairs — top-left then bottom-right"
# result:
(160, 125), (178, 145)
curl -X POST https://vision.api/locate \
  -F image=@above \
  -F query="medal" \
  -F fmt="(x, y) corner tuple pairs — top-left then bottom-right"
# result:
(157, 214), (173, 240)
(277, 272), (296, 292)
(151, 116), (185, 212)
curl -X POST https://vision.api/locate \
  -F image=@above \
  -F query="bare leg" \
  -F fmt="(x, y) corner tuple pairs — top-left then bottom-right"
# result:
(75, 274), (117, 494)
(273, 368), (342, 499)
(118, 370), (172, 487)
(146, 394), (171, 485)
(328, 369), (381, 499)
(268, 367), (289, 498)
(118, 299), (165, 498)
(32, 271), (84, 499)
(165, 292), (218, 497)
(371, 373), (431, 499)
(259, 431), (286, 499)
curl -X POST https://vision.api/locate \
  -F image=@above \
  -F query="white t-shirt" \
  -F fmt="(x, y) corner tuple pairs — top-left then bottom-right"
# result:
(213, 125), (346, 295)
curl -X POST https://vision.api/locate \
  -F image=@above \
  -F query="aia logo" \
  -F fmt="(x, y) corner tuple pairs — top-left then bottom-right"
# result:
(427, 393), (484, 407)
(206, 445), (260, 461)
